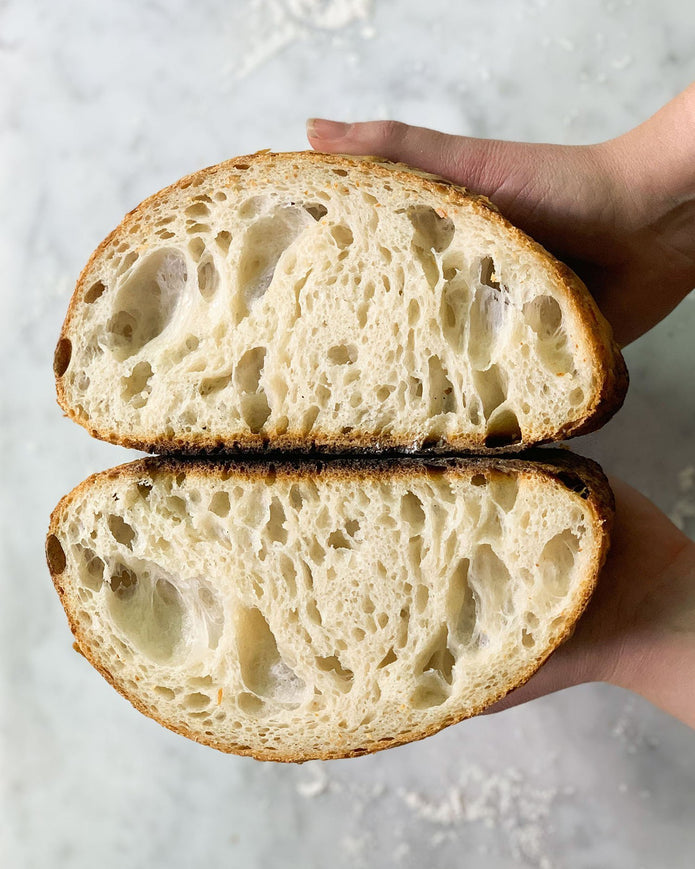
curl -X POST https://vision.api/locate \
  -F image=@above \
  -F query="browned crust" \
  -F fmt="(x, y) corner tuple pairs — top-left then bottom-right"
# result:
(54, 150), (628, 454)
(47, 449), (613, 762)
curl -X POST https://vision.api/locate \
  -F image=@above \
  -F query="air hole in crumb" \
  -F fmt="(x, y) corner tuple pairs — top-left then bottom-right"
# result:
(215, 230), (232, 254)
(84, 280), (106, 303)
(378, 648), (397, 669)
(121, 361), (153, 406)
(327, 529), (351, 549)
(237, 205), (314, 321)
(407, 205), (455, 252)
(316, 655), (354, 690)
(289, 485), (303, 511)
(469, 274), (509, 370)
(523, 294), (562, 336)
(327, 344), (357, 365)
(302, 405), (320, 433)
(154, 686), (176, 700)
(235, 606), (304, 706)
(241, 393), (271, 433)
(267, 498), (287, 544)
(471, 543), (513, 619)
(479, 256), (501, 289)
(485, 408), (522, 447)
(209, 491), (230, 517)
(108, 515), (135, 549)
(538, 529), (580, 597)
(304, 203), (328, 221)
(447, 557), (478, 646)
(278, 554), (297, 597)
(185, 201), (211, 219)
(521, 629), (536, 648)
(54, 338), (72, 377)
(345, 518), (359, 537)
(236, 347), (266, 393)
(46, 535), (66, 574)
(471, 474), (486, 487)
(109, 563), (137, 597)
(441, 273), (469, 352)
(415, 584), (429, 612)
(137, 480), (152, 499)
(412, 680), (449, 710)
(409, 376), (423, 401)
(238, 692), (264, 716)
(400, 492), (425, 531)
(106, 249), (186, 360)
(474, 364), (507, 421)
(199, 372), (232, 396)
(420, 626), (456, 685)
(569, 387), (584, 406)
(525, 611), (540, 629)
(490, 475), (519, 512)
(197, 257), (219, 301)
(76, 545), (105, 590)
(329, 224), (353, 248)
(188, 237), (206, 260)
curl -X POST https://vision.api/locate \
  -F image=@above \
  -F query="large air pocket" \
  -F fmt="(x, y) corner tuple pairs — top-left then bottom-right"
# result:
(105, 248), (187, 360)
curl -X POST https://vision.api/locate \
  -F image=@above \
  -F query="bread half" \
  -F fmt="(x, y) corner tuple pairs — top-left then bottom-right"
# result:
(54, 151), (627, 453)
(47, 451), (612, 761)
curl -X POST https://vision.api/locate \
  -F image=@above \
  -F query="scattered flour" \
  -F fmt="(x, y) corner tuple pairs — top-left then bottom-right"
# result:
(295, 762), (561, 868)
(398, 766), (558, 868)
(296, 761), (329, 798)
(234, 0), (373, 79)
(669, 465), (695, 535)
(612, 701), (659, 755)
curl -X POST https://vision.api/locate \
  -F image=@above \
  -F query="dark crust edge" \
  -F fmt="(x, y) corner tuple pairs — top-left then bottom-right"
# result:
(54, 150), (628, 454)
(47, 449), (614, 762)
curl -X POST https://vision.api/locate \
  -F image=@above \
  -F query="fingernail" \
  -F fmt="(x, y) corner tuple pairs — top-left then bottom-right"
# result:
(307, 118), (351, 140)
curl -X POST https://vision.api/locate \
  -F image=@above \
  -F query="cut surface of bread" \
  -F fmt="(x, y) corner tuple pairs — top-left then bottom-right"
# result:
(54, 151), (627, 453)
(47, 452), (612, 761)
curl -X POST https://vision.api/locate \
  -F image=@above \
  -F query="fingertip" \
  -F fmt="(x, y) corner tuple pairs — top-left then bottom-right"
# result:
(306, 118), (351, 145)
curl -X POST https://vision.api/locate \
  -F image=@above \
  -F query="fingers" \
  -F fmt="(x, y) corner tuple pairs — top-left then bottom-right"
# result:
(305, 118), (603, 260)
(306, 118), (524, 205)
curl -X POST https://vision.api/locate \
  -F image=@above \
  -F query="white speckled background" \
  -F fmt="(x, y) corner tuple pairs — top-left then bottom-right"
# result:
(2, 1), (694, 866)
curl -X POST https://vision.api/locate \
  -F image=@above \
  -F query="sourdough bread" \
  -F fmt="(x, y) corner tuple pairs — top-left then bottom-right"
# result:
(47, 451), (612, 761)
(54, 151), (627, 453)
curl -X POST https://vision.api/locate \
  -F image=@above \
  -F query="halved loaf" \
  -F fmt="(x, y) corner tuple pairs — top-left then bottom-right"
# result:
(54, 151), (627, 453)
(47, 452), (612, 761)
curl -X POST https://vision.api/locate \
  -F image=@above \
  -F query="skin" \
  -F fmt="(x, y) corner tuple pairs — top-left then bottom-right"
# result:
(306, 84), (695, 728)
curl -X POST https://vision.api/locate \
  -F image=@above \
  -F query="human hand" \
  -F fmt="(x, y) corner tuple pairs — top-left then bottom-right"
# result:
(483, 478), (695, 726)
(307, 84), (695, 348)
(306, 88), (695, 727)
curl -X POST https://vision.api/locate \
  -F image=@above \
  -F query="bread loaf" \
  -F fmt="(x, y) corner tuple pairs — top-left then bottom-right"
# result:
(46, 451), (612, 760)
(54, 151), (627, 453)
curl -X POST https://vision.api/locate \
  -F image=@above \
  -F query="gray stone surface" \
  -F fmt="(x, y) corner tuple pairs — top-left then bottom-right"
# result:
(2, 1), (693, 866)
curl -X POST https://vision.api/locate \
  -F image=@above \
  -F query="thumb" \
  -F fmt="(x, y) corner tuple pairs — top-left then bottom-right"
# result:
(305, 118), (600, 255)
(307, 118), (515, 196)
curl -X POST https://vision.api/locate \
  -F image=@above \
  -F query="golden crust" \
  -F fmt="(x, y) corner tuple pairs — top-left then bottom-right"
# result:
(47, 449), (613, 762)
(54, 150), (628, 453)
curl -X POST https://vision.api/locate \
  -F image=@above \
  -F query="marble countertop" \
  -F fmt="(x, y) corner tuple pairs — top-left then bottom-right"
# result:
(2, 1), (694, 867)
